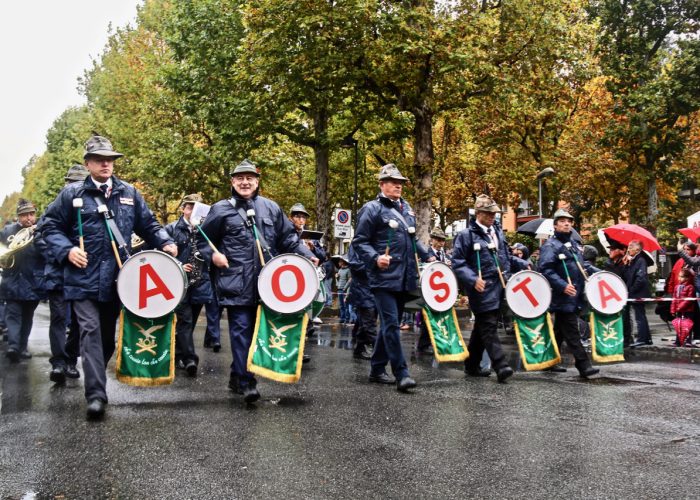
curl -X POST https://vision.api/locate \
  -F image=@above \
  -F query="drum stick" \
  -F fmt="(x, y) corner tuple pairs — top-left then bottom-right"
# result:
(246, 209), (267, 265)
(558, 253), (572, 285)
(385, 220), (399, 256)
(98, 205), (122, 269)
(72, 198), (84, 252)
(564, 242), (589, 280)
(488, 242), (507, 288)
(194, 223), (221, 254)
(473, 243), (482, 280)
(408, 227), (421, 274)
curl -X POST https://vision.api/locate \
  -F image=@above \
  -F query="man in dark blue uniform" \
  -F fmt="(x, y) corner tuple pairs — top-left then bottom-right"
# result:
(347, 244), (377, 360)
(35, 164), (89, 383)
(352, 164), (431, 392)
(1, 199), (45, 363)
(452, 195), (514, 382)
(197, 159), (316, 403)
(539, 209), (599, 378)
(42, 135), (177, 419)
(166, 194), (214, 377)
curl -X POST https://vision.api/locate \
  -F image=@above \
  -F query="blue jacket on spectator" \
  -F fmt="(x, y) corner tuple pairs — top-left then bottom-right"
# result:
(451, 218), (511, 314)
(624, 253), (650, 299)
(40, 176), (173, 302)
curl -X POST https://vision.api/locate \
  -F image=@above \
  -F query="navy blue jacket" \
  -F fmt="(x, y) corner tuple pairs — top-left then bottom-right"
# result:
(197, 194), (314, 307)
(539, 232), (598, 313)
(165, 217), (213, 305)
(624, 254), (650, 299)
(0, 222), (47, 301)
(41, 176), (173, 302)
(33, 219), (62, 292)
(452, 219), (512, 314)
(352, 196), (430, 292)
(346, 245), (374, 309)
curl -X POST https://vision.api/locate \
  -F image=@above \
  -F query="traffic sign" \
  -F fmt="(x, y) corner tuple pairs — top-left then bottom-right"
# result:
(333, 208), (352, 239)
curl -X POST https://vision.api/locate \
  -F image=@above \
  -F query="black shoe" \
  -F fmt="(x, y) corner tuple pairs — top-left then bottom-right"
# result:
(630, 340), (653, 347)
(49, 366), (66, 384)
(6, 349), (19, 363)
(578, 366), (600, 379)
(369, 373), (395, 385)
(396, 376), (417, 392)
(212, 342), (221, 353)
(465, 368), (491, 377)
(86, 399), (106, 419)
(353, 350), (371, 360)
(185, 360), (198, 377)
(19, 350), (32, 359)
(545, 365), (567, 373)
(65, 365), (80, 379)
(302, 354), (311, 364)
(228, 375), (243, 394)
(496, 366), (514, 383)
(243, 386), (260, 403)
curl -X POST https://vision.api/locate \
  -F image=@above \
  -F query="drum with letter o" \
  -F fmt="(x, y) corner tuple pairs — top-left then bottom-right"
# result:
(505, 270), (552, 318)
(420, 261), (458, 312)
(117, 250), (188, 318)
(585, 271), (628, 315)
(258, 254), (319, 314)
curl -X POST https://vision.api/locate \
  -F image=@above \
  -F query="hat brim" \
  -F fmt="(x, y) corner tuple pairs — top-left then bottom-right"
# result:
(84, 150), (124, 159)
(379, 176), (408, 182)
(17, 208), (36, 215)
(230, 170), (260, 177)
(475, 207), (502, 213)
(430, 234), (446, 240)
(64, 175), (88, 182)
(291, 211), (311, 217)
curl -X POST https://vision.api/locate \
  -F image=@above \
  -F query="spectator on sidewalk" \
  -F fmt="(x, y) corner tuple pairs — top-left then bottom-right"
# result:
(625, 240), (652, 347)
(336, 256), (351, 324)
(670, 268), (696, 346)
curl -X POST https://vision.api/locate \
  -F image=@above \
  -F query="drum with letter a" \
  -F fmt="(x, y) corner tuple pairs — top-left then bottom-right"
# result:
(117, 250), (188, 319)
(419, 261), (458, 312)
(505, 270), (552, 319)
(258, 254), (319, 314)
(585, 271), (628, 315)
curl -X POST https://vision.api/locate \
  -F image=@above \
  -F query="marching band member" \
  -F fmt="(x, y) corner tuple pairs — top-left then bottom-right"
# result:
(347, 244), (377, 360)
(165, 194), (214, 377)
(1, 199), (45, 363)
(539, 209), (600, 378)
(352, 164), (430, 392)
(34, 164), (89, 383)
(197, 159), (316, 403)
(288, 203), (326, 262)
(41, 135), (176, 419)
(452, 195), (514, 382)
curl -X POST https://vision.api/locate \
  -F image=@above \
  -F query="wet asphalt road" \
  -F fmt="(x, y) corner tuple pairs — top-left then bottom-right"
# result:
(1, 304), (700, 499)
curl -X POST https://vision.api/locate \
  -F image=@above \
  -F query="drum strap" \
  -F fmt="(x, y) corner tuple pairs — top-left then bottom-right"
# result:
(390, 207), (410, 230)
(93, 195), (130, 255)
(228, 198), (273, 260)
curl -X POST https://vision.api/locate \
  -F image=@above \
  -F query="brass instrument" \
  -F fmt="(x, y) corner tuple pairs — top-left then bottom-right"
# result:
(0, 226), (36, 269)
(187, 227), (205, 286)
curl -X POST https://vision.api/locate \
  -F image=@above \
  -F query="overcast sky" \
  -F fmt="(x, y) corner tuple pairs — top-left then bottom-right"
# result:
(0, 0), (143, 202)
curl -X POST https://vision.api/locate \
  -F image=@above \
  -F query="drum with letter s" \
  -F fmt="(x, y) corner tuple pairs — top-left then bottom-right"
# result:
(585, 271), (628, 315)
(420, 261), (459, 312)
(117, 250), (188, 318)
(505, 270), (552, 318)
(258, 254), (319, 314)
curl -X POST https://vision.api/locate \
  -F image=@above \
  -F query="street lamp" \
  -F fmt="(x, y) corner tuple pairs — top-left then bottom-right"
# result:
(536, 167), (555, 217)
(341, 134), (359, 226)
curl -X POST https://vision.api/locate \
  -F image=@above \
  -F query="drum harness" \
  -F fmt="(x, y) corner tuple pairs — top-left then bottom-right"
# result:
(228, 198), (273, 263)
(93, 194), (131, 265)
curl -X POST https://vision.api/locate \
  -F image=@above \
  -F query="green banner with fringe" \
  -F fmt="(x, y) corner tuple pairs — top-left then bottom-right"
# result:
(422, 307), (468, 362)
(248, 304), (308, 383)
(116, 308), (175, 386)
(590, 310), (625, 363)
(514, 313), (560, 371)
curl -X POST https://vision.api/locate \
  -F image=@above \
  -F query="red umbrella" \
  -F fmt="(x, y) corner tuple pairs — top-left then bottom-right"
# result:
(679, 227), (700, 243)
(602, 223), (661, 252)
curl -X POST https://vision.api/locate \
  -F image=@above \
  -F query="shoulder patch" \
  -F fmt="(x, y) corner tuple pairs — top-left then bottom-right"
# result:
(120, 197), (134, 206)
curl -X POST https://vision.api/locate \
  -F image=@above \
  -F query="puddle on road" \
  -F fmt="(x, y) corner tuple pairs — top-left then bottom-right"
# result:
(570, 376), (656, 386)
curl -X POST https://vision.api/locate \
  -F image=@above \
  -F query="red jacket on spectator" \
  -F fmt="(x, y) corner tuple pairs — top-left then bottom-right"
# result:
(671, 281), (696, 316)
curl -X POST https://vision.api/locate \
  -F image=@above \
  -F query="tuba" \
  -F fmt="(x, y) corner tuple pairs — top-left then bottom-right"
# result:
(0, 226), (36, 269)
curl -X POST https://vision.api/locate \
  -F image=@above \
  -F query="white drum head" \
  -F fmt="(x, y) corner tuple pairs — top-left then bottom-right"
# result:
(506, 270), (552, 318)
(117, 250), (187, 318)
(420, 261), (459, 312)
(258, 254), (319, 314)
(585, 271), (628, 315)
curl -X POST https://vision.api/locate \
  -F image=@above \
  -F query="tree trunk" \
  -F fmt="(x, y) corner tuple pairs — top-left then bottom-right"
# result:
(647, 176), (658, 232)
(412, 104), (434, 244)
(313, 109), (331, 247)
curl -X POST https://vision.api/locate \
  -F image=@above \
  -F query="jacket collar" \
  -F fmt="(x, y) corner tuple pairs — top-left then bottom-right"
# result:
(82, 175), (123, 194)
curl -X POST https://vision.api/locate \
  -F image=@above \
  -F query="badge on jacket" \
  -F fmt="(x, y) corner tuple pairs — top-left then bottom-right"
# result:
(120, 197), (134, 206)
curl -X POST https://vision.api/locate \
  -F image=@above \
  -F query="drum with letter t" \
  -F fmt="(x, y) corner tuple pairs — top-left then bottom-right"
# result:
(505, 270), (552, 318)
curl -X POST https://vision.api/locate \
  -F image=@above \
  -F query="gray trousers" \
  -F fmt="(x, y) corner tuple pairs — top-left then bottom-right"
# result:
(6, 300), (39, 353)
(72, 299), (120, 403)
